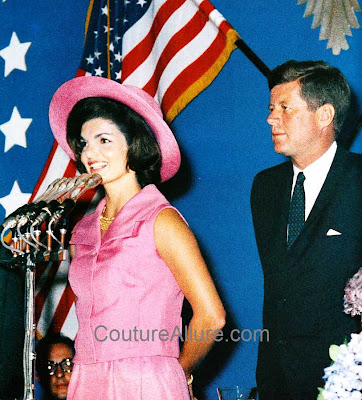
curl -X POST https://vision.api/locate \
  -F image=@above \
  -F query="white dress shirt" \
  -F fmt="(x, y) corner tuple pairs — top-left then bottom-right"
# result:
(291, 141), (337, 221)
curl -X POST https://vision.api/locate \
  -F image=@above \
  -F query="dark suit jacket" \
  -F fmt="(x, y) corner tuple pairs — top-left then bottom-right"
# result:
(250, 146), (362, 399)
(0, 247), (24, 399)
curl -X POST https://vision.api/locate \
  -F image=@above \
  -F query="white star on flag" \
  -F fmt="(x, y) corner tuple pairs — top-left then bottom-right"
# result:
(94, 66), (104, 76)
(0, 32), (31, 77)
(0, 181), (31, 217)
(115, 70), (122, 81)
(103, 25), (114, 33)
(0, 106), (32, 152)
(101, 5), (108, 15)
(86, 55), (94, 64)
(137, 0), (147, 7)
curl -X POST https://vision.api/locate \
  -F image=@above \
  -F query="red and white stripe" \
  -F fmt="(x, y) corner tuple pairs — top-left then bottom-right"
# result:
(120, 0), (238, 121)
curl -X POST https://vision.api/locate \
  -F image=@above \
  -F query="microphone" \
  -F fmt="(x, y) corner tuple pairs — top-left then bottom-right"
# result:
(49, 198), (76, 223)
(44, 178), (75, 202)
(2, 203), (41, 230)
(33, 178), (62, 203)
(15, 201), (48, 230)
(30, 200), (61, 227)
(56, 173), (90, 201)
(1, 174), (102, 231)
(1, 178), (70, 230)
(1, 173), (102, 262)
(70, 173), (102, 201)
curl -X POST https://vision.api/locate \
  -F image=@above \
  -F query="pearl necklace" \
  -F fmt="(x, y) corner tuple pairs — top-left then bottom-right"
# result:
(99, 206), (114, 231)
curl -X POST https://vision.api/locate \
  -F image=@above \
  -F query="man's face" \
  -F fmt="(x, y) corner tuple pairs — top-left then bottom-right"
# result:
(267, 80), (324, 167)
(48, 343), (73, 399)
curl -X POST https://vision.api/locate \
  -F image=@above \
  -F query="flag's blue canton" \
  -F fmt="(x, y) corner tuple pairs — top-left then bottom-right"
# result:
(80, 0), (152, 81)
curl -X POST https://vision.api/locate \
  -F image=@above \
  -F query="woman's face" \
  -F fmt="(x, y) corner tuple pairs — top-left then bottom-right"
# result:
(80, 117), (132, 185)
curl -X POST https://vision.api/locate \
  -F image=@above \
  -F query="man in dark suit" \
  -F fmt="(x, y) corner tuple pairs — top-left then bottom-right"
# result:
(251, 60), (362, 400)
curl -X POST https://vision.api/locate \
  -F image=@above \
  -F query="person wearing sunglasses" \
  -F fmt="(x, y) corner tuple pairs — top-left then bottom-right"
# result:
(36, 334), (75, 400)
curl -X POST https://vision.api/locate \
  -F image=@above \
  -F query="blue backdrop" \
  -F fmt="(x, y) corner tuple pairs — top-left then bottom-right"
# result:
(0, 1), (361, 399)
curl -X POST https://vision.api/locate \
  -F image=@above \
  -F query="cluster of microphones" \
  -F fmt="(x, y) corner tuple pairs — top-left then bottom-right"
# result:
(0, 173), (102, 267)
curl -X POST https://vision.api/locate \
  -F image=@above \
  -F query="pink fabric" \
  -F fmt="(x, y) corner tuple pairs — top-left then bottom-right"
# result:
(67, 356), (190, 400)
(68, 185), (189, 398)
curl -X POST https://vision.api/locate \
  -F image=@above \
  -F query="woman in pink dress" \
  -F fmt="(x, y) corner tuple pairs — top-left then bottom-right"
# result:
(48, 76), (226, 400)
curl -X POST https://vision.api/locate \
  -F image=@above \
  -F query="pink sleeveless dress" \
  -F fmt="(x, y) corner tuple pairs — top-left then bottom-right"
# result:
(67, 185), (190, 400)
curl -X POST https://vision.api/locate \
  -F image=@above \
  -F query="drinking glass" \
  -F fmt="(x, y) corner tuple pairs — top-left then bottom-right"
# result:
(217, 386), (257, 400)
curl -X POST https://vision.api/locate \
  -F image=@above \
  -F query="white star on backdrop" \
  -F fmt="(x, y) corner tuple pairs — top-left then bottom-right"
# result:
(0, 106), (32, 152)
(137, 0), (147, 7)
(0, 32), (31, 77)
(0, 181), (31, 217)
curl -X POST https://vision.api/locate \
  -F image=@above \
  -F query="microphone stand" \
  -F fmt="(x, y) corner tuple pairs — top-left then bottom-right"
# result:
(0, 173), (102, 400)
(23, 255), (35, 400)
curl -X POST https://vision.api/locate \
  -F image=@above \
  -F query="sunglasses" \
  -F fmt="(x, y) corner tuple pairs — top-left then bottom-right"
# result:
(47, 358), (73, 375)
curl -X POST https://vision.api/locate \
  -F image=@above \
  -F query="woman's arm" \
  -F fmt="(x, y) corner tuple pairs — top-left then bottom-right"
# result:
(154, 208), (226, 379)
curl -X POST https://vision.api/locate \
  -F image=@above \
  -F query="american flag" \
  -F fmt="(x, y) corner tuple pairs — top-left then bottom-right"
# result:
(31, 0), (239, 339)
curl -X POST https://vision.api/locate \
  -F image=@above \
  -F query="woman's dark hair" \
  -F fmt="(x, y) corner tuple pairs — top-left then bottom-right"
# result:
(35, 333), (75, 386)
(66, 97), (162, 187)
(268, 60), (351, 135)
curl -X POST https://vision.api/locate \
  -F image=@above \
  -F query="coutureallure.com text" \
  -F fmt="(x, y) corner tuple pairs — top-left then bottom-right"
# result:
(94, 325), (269, 343)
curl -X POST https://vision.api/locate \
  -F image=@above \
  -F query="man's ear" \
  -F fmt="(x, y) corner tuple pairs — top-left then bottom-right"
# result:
(317, 103), (335, 129)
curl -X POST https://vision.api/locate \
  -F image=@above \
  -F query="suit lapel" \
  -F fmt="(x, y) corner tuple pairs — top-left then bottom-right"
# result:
(268, 162), (293, 259)
(305, 147), (348, 227)
(287, 146), (349, 264)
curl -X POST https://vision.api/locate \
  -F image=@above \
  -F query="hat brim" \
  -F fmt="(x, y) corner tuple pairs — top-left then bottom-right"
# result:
(49, 76), (180, 182)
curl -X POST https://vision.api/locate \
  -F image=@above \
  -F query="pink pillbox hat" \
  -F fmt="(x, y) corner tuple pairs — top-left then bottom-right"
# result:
(49, 76), (180, 182)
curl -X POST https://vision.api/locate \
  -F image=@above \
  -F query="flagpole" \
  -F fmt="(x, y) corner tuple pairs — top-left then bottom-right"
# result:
(235, 38), (270, 78)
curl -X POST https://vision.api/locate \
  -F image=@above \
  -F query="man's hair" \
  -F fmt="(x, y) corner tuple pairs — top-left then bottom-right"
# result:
(268, 60), (351, 134)
(66, 97), (162, 188)
(36, 333), (75, 386)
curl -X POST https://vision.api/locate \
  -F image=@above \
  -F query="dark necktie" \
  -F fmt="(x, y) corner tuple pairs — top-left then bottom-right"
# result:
(287, 172), (305, 249)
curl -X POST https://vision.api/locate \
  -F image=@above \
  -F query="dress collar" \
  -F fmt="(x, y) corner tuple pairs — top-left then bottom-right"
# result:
(71, 184), (168, 246)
